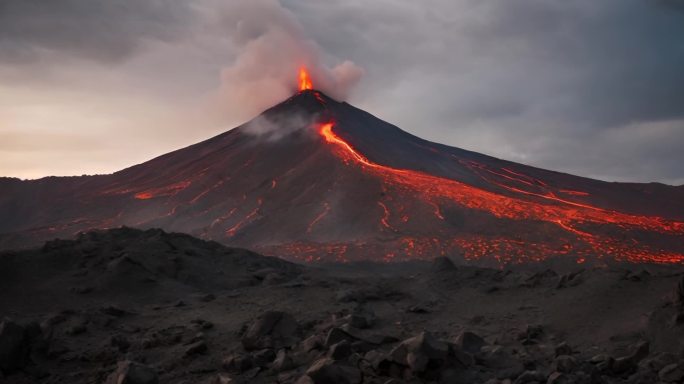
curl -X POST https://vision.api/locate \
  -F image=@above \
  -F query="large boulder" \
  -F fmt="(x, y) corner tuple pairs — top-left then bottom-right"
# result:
(431, 256), (457, 273)
(389, 331), (452, 375)
(554, 342), (573, 357)
(454, 330), (486, 354)
(104, 360), (158, 384)
(272, 349), (294, 372)
(0, 319), (28, 374)
(347, 306), (376, 329)
(305, 358), (361, 384)
(241, 311), (298, 351)
(328, 341), (352, 361)
(513, 370), (545, 384)
(324, 327), (357, 347)
(674, 275), (684, 307)
(547, 372), (575, 384)
(553, 355), (577, 373)
(480, 346), (525, 379)
(222, 353), (254, 373)
(659, 362), (684, 383)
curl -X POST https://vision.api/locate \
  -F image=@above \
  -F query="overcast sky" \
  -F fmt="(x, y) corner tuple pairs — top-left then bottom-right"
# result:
(1, 0), (683, 184)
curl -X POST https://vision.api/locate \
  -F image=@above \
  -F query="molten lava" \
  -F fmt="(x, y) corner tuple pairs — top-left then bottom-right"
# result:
(299, 67), (313, 91)
(315, 120), (684, 265)
(4, 86), (682, 267)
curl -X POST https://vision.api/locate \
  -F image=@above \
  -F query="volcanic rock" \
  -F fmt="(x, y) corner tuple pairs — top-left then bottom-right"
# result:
(67, 323), (87, 335)
(100, 305), (129, 317)
(300, 335), (323, 352)
(211, 374), (234, 384)
(241, 311), (298, 351)
(406, 304), (430, 314)
(480, 346), (525, 379)
(518, 324), (544, 344)
(554, 342), (573, 357)
(324, 327), (357, 347)
(624, 269), (650, 282)
(222, 354), (254, 373)
(253, 349), (276, 367)
(191, 318), (214, 330)
(552, 355), (577, 373)
(638, 352), (677, 374)
(454, 330), (486, 354)
(0, 319), (27, 374)
(673, 275), (684, 307)
(305, 358), (361, 384)
(104, 360), (158, 384)
(184, 340), (208, 357)
(627, 340), (650, 363)
(431, 256), (457, 273)
(347, 306), (376, 329)
(546, 372), (574, 384)
(590, 354), (614, 373)
(659, 362), (684, 383)
(328, 340), (352, 361)
(272, 349), (293, 372)
(1, 227), (684, 384)
(110, 335), (131, 352)
(513, 370), (546, 384)
(555, 271), (584, 289)
(389, 331), (450, 375)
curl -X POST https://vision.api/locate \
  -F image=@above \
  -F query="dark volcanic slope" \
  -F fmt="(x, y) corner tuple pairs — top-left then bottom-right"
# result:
(2, 228), (684, 384)
(0, 90), (683, 265)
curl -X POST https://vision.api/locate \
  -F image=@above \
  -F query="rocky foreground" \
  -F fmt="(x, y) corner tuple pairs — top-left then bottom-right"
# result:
(1, 228), (684, 384)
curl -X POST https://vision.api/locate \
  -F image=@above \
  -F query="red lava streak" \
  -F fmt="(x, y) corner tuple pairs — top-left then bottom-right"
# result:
(307, 202), (331, 233)
(134, 181), (191, 200)
(316, 121), (684, 264)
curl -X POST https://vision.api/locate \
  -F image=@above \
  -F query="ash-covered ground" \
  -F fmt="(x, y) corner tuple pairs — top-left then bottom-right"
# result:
(1, 228), (684, 384)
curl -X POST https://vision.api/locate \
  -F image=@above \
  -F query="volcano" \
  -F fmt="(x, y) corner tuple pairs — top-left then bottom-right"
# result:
(1, 88), (683, 266)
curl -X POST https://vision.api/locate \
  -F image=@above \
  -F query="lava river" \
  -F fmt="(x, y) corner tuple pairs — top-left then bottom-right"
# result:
(314, 120), (684, 265)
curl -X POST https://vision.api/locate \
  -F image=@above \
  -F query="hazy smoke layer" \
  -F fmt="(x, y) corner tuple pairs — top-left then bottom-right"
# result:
(214, 0), (364, 123)
(243, 112), (318, 141)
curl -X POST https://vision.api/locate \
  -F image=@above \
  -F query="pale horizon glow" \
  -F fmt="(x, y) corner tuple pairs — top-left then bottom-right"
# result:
(1, 0), (683, 185)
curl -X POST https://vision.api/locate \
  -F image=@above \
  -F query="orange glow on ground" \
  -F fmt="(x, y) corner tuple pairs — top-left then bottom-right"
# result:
(134, 181), (191, 200)
(315, 121), (684, 264)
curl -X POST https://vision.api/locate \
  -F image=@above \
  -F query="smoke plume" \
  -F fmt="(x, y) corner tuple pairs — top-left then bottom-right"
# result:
(213, 0), (364, 123)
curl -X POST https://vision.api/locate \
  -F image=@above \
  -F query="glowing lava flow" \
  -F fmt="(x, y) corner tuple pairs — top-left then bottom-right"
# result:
(316, 121), (684, 264)
(134, 181), (191, 200)
(307, 202), (331, 233)
(299, 67), (313, 91)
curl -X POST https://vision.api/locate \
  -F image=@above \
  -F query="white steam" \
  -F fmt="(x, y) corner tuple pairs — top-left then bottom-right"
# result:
(211, 0), (364, 123)
(243, 112), (317, 141)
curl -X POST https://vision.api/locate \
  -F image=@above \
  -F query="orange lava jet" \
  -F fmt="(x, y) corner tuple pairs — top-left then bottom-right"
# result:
(299, 67), (313, 91)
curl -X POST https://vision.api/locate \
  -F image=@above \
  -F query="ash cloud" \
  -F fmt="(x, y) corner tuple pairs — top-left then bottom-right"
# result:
(211, 0), (364, 123)
(0, 0), (194, 64)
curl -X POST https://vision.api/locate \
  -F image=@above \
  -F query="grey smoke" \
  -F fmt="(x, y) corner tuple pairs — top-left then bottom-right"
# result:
(212, 0), (364, 123)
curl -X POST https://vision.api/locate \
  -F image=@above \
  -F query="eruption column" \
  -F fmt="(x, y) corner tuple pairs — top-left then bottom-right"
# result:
(299, 67), (313, 91)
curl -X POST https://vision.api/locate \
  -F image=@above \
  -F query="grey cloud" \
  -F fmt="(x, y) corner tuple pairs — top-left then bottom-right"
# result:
(0, 0), (196, 63)
(209, 0), (363, 123)
(283, 0), (684, 184)
(0, 0), (682, 185)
